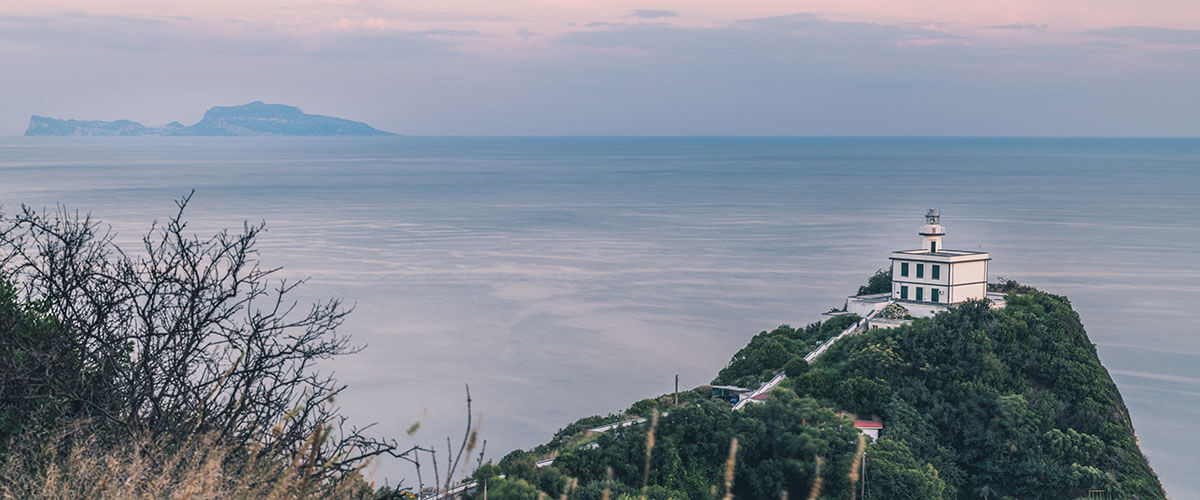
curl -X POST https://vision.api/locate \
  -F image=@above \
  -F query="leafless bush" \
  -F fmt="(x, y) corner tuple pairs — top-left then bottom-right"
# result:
(0, 193), (399, 482)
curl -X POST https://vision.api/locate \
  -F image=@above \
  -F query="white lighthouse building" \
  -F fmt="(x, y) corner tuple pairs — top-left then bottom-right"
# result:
(847, 209), (1000, 320)
(888, 209), (991, 316)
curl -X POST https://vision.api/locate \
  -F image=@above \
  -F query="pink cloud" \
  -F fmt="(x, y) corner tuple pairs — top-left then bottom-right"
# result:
(332, 16), (389, 31)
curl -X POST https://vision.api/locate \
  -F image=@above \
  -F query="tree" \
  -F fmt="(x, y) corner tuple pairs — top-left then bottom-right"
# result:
(0, 279), (99, 444)
(0, 196), (399, 483)
(857, 268), (892, 295)
(484, 477), (541, 500)
(867, 438), (949, 499)
(783, 356), (809, 377)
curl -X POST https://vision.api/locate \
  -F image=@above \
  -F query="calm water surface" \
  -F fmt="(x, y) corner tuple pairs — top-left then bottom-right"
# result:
(1, 137), (1197, 495)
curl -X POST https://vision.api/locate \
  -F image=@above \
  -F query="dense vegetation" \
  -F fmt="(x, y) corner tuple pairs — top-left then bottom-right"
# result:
(791, 291), (1162, 498)
(711, 314), (859, 388)
(485, 394), (867, 500)
(483, 282), (1164, 499)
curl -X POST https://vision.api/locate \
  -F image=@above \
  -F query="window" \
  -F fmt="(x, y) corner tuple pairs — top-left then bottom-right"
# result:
(916, 263), (924, 278)
(900, 286), (908, 299)
(930, 241), (937, 253)
(932, 265), (940, 280)
(901, 262), (909, 277)
(932, 289), (940, 302)
(916, 287), (924, 301)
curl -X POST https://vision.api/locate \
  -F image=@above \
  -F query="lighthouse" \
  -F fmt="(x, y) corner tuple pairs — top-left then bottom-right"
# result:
(920, 208), (944, 254)
(845, 210), (1000, 320)
(887, 209), (991, 316)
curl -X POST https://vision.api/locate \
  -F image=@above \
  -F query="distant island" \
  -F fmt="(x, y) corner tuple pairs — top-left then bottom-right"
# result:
(24, 101), (394, 136)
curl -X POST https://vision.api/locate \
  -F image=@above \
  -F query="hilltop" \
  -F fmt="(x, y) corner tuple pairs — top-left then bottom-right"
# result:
(24, 101), (394, 136)
(477, 286), (1165, 499)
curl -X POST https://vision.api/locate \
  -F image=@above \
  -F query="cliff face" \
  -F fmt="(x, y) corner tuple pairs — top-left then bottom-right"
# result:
(24, 102), (393, 136)
(181, 101), (392, 136)
(25, 116), (159, 136)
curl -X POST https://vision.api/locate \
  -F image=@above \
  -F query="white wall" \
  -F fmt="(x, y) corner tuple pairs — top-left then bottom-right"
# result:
(846, 296), (889, 317)
(893, 256), (989, 304)
(905, 302), (946, 318)
(892, 259), (950, 285)
(892, 282), (949, 304)
(949, 260), (988, 285)
(949, 282), (987, 303)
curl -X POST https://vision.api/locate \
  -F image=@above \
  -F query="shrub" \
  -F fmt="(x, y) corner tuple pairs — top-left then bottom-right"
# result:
(0, 197), (399, 489)
(857, 268), (892, 295)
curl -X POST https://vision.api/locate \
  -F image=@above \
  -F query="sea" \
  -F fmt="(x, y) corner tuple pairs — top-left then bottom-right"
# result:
(1, 137), (1197, 496)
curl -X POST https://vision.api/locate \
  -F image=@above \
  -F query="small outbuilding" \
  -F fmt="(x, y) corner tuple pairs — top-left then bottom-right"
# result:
(854, 419), (884, 441)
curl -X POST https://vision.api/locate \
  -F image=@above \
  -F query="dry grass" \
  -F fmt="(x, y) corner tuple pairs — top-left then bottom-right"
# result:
(721, 437), (739, 500)
(847, 434), (866, 500)
(639, 409), (660, 500)
(805, 456), (824, 500)
(0, 427), (376, 500)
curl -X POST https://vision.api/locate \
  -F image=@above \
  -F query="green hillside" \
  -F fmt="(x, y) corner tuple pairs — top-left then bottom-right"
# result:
(484, 288), (1164, 499)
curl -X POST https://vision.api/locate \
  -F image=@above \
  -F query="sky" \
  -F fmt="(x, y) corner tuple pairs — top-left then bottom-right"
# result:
(3, 0), (1200, 135)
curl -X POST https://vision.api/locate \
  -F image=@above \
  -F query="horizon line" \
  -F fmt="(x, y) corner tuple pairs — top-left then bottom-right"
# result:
(6, 134), (1200, 139)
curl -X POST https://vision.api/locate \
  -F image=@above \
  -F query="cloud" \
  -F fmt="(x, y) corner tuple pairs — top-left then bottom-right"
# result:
(734, 12), (963, 44)
(418, 28), (489, 38)
(0, 12), (468, 58)
(558, 12), (964, 54)
(333, 17), (389, 30)
(630, 9), (678, 19)
(517, 27), (538, 41)
(985, 23), (1047, 31)
(1083, 26), (1200, 44)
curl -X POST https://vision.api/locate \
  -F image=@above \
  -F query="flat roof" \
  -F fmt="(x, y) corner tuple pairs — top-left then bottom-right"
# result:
(847, 293), (890, 303)
(891, 250), (991, 263)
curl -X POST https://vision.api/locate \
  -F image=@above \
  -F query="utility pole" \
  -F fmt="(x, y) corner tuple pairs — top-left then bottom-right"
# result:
(861, 451), (866, 499)
(674, 374), (679, 406)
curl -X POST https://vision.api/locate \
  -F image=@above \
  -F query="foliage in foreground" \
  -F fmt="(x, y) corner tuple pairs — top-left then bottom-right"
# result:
(490, 394), (868, 500)
(0, 425), (377, 499)
(0, 199), (412, 496)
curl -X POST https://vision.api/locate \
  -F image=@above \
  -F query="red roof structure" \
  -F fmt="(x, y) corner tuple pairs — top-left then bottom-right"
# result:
(853, 419), (883, 430)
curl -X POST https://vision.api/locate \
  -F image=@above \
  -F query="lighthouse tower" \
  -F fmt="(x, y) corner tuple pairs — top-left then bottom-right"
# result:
(920, 208), (944, 254)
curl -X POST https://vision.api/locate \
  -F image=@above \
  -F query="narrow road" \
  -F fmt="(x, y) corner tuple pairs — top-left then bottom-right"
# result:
(424, 307), (885, 498)
(733, 306), (882, 411)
